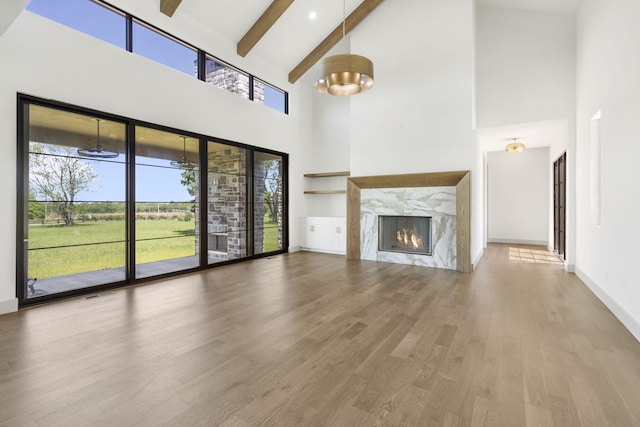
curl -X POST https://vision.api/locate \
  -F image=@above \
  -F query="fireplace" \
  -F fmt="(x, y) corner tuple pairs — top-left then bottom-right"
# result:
(378, 215), (432, 256)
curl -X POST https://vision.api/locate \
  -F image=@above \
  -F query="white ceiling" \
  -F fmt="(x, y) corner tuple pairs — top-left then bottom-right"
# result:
(175, 1), (578, 151)
(476, 119), (569, 153)
(178, 0), (364, 73)
(174, 0), (579, 77)
(476, 0), (580, 16)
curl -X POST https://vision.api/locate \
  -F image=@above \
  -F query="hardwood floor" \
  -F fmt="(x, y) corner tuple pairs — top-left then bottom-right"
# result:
(1, 244), (639, 426)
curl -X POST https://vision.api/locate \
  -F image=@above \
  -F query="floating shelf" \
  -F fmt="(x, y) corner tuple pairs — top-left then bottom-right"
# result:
(304, 171), (350, 178)
(304, 190), (347, 195)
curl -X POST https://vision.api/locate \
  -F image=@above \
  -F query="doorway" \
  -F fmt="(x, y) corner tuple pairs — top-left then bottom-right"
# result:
(553, 152), (566, 259)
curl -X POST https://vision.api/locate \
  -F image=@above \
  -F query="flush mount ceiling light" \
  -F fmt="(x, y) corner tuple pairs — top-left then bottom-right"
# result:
(505, 138), (525, 153)
(170, 136), (195, 169)
(314, 0), (374, 96)
(77, 118), (119, 159)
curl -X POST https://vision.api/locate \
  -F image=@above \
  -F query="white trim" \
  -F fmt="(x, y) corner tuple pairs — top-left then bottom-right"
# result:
(0, 298), (18, 316)
(576, 267), (640, 343)
(300, 248), (346, 256)
(564, 263), (575, 273)
(487, 238), (549, 246)
(472, 248), (484, 270)
(288, 245), (301, 253)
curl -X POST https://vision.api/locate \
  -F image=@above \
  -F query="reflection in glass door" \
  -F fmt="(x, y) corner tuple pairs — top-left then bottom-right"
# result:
(135, 127), (200, 278)
(25, 105), (127, 298)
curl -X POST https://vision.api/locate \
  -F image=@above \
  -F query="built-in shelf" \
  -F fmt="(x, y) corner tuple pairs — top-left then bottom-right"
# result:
(304, 171), (350, 178)
(304, 190), (347, 195)
(304, 171), (350, 195)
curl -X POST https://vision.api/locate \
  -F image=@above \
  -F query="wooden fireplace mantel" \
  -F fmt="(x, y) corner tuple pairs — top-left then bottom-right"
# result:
(346, 170), (471, 273)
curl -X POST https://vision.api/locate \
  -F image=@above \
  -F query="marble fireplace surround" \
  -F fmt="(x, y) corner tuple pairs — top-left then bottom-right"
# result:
(347, 171), (471, 273)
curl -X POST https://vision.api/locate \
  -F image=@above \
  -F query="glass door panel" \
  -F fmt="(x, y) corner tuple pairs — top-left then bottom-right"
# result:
(253, 152), (284, 255)
(26, 104), (127, 298)
(207, 141), (249, 264)
(135, 127), (199, 278)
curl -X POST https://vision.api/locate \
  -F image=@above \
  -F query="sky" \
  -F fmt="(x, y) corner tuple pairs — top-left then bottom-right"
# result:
(26, 0), (284, 203)
(26, 0), (286, 111)
(82, 155), (192, 203)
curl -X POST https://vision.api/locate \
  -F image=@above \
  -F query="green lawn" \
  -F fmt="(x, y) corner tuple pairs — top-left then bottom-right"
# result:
(28, 219), (280, 279)
(263, 223), (280, 253)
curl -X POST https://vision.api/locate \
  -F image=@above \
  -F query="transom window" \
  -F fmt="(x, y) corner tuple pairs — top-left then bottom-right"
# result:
(25, 0), (288, 114)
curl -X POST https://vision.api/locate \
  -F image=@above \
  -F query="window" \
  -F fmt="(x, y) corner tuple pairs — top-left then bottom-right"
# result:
(255, 79), (288, 114)
(204, 56), (250, 99)
(207, 142), (249, 264)
(27, 0), (126, 49)
(18, 96), (288, 305)
(24, 104), (127, 298)
(132, 20), (198, 77)
(26, 0), (288, 114)
(254, 152), (285, 254)
(135, 127), (200, 277)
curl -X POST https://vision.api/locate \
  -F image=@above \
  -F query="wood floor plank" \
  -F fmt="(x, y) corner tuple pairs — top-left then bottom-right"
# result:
(0, 244), (639, 426)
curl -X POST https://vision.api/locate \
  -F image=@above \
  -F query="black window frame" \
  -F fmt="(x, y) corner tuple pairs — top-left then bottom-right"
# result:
(16, 94), (289, 307)
(25, 0), (289, 114)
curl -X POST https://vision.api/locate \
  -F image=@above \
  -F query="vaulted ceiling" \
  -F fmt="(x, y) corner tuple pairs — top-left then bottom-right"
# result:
(158, 0), (579, 85)
(171, 0), (383, 84)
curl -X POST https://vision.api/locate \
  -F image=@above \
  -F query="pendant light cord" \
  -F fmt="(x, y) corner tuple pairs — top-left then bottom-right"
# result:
(342, 0), (348, 54)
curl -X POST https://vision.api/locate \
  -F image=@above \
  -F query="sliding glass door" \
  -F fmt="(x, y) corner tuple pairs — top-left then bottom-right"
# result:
(18, 96), (288, 305)
(253, 152), (285, 255)
(207, 141), (249, 264)
(23, 104), (127, 298)
(135, 127), (200, 278)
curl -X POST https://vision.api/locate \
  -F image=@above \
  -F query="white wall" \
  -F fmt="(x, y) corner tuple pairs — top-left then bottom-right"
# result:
(303, 80), (351, 218)
(476, 6), (576, 129)
(305, 0), (478, 259)
(346, 0), (480, 262)
(487, 147), (550, 244)
(350, 0), (475, 177)
(575, 0), (640, 340)
(475, 5), (576, 266)
(0, 0), (28, 36)
(0, 10), (313, 311)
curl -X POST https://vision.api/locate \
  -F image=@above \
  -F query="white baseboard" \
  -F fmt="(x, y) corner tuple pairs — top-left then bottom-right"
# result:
(472, 249), (484, 271)
(288, 245), (301, 253)
(488, 238), (549, 246)
(0, 298), (18, 316)
(576, 267), (640, 343)
(565, 263), (575, 273)
(300, 247), (346, 256)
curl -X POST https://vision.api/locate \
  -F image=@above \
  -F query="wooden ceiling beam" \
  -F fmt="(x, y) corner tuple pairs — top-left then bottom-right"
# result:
(237, 0), (295, 57)
(160, 0), (183, 17)
(288, 0), (384, 84)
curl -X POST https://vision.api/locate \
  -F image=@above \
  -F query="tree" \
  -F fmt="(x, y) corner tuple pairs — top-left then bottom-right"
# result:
(28, 190), (45, 221)
(29, 143), (98, 226)
(180, 168), (197, 213)
(263, 160), (281, 224)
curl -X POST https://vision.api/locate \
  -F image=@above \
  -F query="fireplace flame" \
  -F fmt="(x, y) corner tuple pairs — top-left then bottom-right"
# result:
(396, 227), (425, 251)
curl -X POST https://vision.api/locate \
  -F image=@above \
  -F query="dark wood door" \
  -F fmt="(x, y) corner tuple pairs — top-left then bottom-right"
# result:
(554, 152), (566, 259)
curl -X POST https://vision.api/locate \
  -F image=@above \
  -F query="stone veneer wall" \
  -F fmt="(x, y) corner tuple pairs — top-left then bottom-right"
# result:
(208, 148), (247, 260)
(205, 67), (265, 103)
(253, 161), (265, 254)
